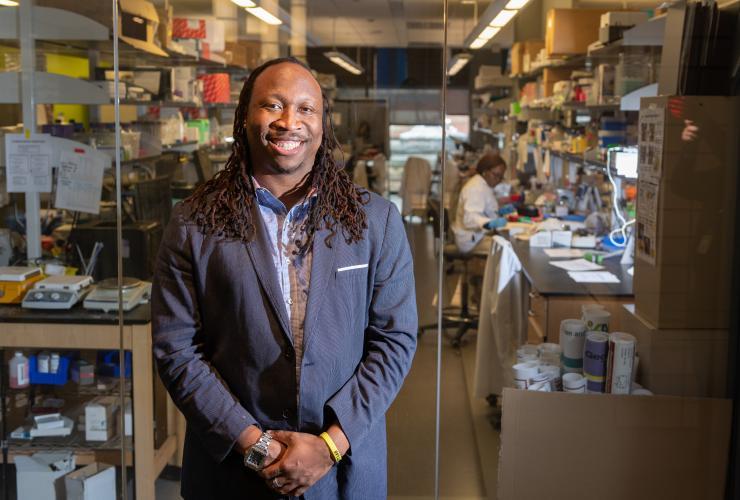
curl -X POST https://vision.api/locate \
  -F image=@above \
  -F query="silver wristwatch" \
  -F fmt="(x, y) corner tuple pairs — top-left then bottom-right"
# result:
(244, 432), (272, 471)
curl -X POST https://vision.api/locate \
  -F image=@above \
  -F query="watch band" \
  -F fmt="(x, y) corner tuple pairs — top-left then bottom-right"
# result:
(243, 431), (272, 470)
(255, 431), (272, 451)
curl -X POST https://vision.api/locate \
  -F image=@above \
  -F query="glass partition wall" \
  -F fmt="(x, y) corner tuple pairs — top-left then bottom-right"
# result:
(0, 0), (133, 498)
(3, 0), (452, 498)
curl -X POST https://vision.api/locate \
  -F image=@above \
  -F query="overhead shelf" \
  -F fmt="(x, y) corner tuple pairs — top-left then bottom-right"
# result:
(0, 7), (247, 71)
(0, 6), (108, 41)
(548, 149), (607, 169)
(561, 102), (622, 112)
(0, 71), (110, 104)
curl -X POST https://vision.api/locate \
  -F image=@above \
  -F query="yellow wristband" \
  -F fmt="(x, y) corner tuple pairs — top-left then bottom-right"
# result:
(319, 432), (342, 464)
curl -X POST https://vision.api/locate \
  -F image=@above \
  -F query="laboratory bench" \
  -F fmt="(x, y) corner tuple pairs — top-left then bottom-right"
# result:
(509, 239), (634, 344)
(0, 304), (178, 500)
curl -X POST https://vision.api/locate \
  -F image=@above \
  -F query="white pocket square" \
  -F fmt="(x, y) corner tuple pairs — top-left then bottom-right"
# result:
(337, 264), (368, 272)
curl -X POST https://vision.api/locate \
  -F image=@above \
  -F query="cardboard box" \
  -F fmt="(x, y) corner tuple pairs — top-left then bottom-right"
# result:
(600, 11), (649, 28)
(510, 42), (523, 76)
(224, 41), (261, 69)
(510, 40), (544, 76)
(500, 388), (732, 500)
(16, 452), (75, 500)
(65, 462), (116, 500)
(97, 105), (138, 124)
(621, 304), (727, 397)
(85, 396), (119, 441)
(634, 96), (739, 329)
(546, 9), (608, 56)
(542, 67), (572, 97)
(522, 40), (544, 74)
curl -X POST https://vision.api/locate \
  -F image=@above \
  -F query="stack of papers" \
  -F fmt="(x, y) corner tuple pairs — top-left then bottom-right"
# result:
(548, 258), (622, 284)
(549, 259), (604, 272)
(568, 271), (621, 283)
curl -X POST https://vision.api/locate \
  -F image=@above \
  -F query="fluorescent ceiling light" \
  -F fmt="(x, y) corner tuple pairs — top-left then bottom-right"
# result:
(447, 53), (473, 76)
(231, 0), (256, 7)
(324, 51), (364, 75)
(470, 37), (488, 50)
(0, 0), (19, 5)
(505, 0), (531, 9)
(478, 26), (501, 40)
(246, 6), (282, 25)
(490, 9), (517, 27)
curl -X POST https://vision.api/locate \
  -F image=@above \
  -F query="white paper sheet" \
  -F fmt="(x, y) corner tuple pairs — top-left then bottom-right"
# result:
(549, 259), (605, 272)
(54, 150), (106, 214)
(543, 248), (585, 259)
(4, 134), (53, 193)
(568, 271), (621, 283)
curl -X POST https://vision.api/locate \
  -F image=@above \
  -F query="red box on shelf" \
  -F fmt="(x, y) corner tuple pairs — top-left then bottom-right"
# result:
(172, 18), (206, 39)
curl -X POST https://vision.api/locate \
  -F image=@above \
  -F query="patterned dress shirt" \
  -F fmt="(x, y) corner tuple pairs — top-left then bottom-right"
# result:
(253, 182), (315, 399)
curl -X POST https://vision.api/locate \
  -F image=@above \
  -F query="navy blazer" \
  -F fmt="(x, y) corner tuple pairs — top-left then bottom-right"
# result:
(151, 191), (418, 499)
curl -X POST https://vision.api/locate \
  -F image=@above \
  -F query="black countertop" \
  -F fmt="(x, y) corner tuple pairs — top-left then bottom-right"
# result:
(510, 239), (633, 297)
(0, 303), (151, 325)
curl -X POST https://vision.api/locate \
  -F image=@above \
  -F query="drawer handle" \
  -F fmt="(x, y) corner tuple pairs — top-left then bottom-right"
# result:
(528, 309), (535, 317)
(529, 292), (538, 299)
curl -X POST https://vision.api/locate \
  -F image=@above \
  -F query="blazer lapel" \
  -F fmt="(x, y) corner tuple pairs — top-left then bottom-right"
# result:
(244, 201), (292, 345)
(303, 225), (337, 351)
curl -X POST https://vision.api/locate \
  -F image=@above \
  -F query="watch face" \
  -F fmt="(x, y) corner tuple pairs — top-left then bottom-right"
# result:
(245, 448), (267, 470)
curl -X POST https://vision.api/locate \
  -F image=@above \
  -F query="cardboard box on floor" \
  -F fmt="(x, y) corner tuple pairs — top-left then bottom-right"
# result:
(633, 96), (739, 329)
(546, 9), (608, 56)
(622, 304), (727, 398)
(499, 388), (732, 500)
(16, 452), (75, 500)
(65, 462), (116, 500)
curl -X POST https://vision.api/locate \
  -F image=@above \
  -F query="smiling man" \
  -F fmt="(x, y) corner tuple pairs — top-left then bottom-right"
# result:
(151, 57), (417, 499)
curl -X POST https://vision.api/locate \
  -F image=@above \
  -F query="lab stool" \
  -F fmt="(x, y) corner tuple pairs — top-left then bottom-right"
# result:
(418, 244), (486, 348)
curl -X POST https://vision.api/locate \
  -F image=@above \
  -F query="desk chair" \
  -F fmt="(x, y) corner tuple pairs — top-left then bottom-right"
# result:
(419, 199), (487, 348)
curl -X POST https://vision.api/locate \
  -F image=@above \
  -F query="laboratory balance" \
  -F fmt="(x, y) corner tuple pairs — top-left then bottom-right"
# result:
(83, 277), (151, 312)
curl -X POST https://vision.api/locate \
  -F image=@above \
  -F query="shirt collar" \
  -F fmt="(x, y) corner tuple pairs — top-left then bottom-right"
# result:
(252, 177), (317, 220)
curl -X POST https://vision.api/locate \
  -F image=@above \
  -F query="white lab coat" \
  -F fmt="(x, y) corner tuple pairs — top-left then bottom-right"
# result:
(473, 236), (528, 398)
(452, 174), (499, 254)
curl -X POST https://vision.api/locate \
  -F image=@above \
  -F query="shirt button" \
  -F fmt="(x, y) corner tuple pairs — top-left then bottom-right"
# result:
(283, 350), (293, 360)
(287, 298), (293, 305)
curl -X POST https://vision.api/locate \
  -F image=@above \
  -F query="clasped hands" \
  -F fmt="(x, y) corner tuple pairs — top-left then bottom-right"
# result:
(258, 430), (334, 497)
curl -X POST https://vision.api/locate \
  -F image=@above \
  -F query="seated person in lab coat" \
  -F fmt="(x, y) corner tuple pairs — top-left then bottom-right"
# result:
(452, 153), (513, 255)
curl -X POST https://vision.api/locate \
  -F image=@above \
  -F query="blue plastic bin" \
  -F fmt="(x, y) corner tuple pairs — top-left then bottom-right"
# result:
(29, 355), (70, 385)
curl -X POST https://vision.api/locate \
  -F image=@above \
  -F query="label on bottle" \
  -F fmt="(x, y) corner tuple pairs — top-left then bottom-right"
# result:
(17, 363), (27, 386)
